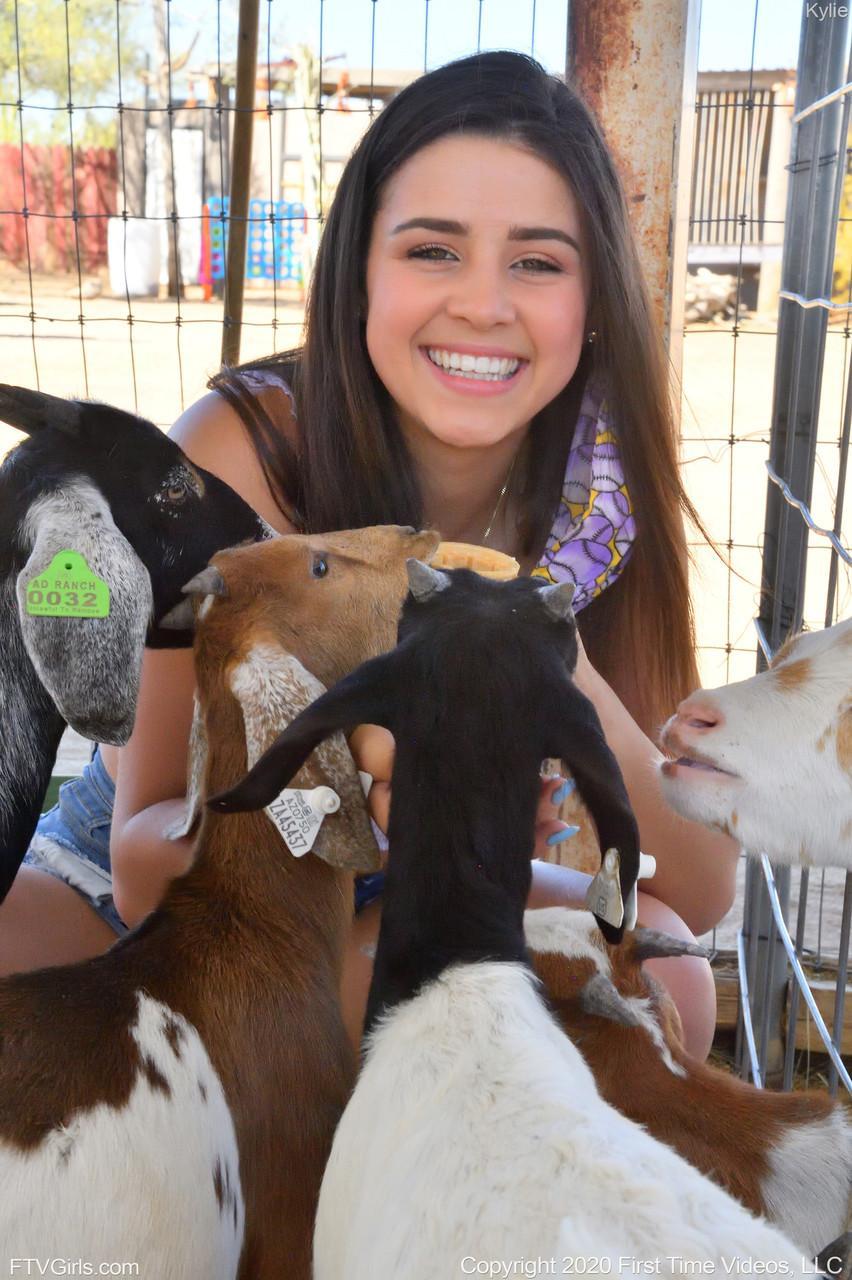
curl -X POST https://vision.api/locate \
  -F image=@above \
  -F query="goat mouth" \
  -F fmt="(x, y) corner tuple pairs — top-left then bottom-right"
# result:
(661, 751), (738, 780)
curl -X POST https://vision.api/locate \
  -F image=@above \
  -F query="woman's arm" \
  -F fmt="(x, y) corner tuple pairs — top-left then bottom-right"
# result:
(572, 640), (739, 937)
(110, 391), (297, 928)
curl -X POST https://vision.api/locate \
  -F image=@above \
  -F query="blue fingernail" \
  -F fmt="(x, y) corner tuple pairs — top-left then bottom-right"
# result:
(547, 824), (580, 846)
(552, 780), (576, 806)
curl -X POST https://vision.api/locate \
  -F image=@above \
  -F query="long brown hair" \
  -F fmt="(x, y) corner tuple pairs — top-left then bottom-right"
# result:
(211, 51), (700, 736)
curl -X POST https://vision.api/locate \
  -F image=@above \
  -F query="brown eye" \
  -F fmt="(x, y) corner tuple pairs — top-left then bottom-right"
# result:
(311, 555), (329, 578)
(166, 480), (189, 504)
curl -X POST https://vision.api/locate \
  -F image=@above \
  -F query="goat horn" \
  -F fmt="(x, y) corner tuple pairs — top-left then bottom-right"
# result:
(581, 972), (641, 1027)
(631, 928), (710, 962)
(159, 599), (196, 632)
(538, 581), (576, 620)
(816, 1230), (851, 1280)
(0, 385), (82, 437)
(181, 567), (228, 598)
(406, 558), (450, 601)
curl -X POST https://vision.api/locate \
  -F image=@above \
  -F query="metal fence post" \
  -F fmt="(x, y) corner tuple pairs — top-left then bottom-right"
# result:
(566, 0), (700, 389)
(739, 6), (851, 1083)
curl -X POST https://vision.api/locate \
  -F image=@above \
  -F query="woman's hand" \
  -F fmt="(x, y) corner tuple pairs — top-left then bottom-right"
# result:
(347, 725), (579, 861)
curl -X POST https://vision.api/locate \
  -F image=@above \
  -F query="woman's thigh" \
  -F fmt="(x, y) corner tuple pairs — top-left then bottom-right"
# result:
(0, 866), (118, 977)
(339, 861), (717, 1062)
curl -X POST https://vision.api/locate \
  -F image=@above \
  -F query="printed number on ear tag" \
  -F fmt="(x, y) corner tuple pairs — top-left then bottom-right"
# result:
(265, 786), (341, 858)
(25, 550), (110, 618)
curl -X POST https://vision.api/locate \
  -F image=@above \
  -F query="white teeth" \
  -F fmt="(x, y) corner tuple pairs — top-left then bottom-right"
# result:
(426, 348), (521, 381)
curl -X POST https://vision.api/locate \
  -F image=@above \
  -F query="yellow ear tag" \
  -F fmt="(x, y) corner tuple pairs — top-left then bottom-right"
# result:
(25, 550), (110, 618)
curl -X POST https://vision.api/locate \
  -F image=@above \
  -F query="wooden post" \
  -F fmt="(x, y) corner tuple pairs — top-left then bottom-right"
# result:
(221, 0), (260, 368)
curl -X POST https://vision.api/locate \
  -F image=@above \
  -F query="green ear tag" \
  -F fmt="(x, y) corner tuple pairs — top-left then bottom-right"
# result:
(25, 550), (110, 618)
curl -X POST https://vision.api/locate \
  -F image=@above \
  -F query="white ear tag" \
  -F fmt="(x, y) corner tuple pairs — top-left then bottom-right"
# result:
(265, 785), (341, 858)
(584, 848), (625, 929)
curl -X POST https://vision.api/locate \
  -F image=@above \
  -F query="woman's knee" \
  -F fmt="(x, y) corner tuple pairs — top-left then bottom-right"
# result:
(635, 893), (716, 1062)
(0, 866), (117, 977)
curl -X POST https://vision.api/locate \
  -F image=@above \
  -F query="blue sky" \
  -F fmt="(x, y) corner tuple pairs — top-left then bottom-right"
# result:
(170, 1), (804, 79)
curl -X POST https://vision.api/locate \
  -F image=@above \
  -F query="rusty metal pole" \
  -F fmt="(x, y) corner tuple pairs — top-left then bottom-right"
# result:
(220, 0), (260, 368)
(567, 0), (700, 396)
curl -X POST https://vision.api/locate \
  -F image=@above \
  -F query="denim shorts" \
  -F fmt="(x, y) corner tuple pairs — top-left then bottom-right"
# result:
(25, 748), (385, 930)
(24, 747), (128, 936)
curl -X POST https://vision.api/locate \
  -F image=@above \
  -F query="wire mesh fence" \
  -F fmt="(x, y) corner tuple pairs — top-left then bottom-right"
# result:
(0, 0), (567, 423)
(1, 0), (849, 1089)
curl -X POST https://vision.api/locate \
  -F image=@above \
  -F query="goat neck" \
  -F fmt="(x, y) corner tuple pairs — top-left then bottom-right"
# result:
(366, 574), (590, 1030)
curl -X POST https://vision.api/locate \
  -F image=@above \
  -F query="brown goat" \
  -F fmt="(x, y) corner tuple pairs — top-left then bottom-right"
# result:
(0, 524), (439, 1280)
(526, 905), (852, 1258)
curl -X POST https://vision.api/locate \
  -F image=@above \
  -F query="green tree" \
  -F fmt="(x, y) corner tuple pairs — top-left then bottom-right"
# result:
(0, 0), (142, 144)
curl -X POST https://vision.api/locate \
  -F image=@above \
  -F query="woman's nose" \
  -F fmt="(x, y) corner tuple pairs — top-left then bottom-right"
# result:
(445, 265), (516, 329)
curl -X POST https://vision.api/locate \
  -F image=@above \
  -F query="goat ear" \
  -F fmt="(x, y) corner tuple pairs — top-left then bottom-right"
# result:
(164, 695), (207, 840)
(17, 484), (153, 743)
(0, 385), (83, 437)
(209, 651), (397, 814)
(226, 647), (382, 871)
(547, 688), (640, 945)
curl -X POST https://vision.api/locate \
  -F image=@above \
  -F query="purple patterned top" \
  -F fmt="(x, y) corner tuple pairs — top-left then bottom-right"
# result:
(532, 381), (635, 611)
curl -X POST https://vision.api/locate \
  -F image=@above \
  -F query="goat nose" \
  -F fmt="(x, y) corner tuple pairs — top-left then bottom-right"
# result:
(674, 695), (723, 731)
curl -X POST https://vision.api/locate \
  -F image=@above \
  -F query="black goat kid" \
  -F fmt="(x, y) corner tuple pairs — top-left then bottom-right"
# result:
(211, 561), (642, 1027)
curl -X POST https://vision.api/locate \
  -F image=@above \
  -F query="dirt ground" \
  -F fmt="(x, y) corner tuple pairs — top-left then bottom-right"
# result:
(2, 263), (850, 965)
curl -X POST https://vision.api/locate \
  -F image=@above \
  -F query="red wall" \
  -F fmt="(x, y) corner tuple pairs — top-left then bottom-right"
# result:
(0, 144), (118, 273)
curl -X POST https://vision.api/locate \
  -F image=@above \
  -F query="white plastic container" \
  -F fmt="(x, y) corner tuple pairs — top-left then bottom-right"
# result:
(107, 217), (162, 297)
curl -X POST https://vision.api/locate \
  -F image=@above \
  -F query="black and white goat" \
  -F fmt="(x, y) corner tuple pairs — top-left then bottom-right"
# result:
(214, 563), (808, 1278)
(0, 384), (267, 898)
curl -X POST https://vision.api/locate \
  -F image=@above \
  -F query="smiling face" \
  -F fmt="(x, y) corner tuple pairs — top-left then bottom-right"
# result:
(364, 134), (589, 454)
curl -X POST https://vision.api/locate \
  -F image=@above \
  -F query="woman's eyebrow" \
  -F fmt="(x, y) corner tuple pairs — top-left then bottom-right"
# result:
(390, 216), (580, 255)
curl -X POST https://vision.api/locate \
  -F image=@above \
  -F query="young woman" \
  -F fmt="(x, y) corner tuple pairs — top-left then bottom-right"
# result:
(5, 51), (738, 1059)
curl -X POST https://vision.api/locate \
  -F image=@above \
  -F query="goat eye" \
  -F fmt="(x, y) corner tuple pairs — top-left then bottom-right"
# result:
(311, 555), (329, 579)
(164, 479), (189, 504)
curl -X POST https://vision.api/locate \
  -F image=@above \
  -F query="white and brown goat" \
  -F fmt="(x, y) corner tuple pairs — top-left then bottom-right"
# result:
(0, 525), (439, 1279)
(660, 617), (852, 869)
(527, 904), (852, 1257)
